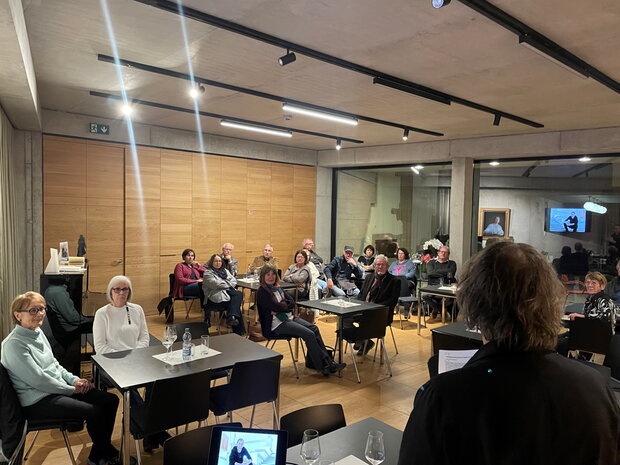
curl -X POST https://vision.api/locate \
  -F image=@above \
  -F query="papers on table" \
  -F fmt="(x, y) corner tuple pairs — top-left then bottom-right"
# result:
(438, 349), (478, 374)
(152, 348), (221, 366)
(335, 455), (368, 465)
(438, 285), (457, 291)
(323, 300), (361, 308)
(237, 278), (259, 284)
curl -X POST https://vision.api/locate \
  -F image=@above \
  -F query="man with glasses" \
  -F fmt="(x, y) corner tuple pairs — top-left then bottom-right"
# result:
(220, 242), (239, 277)
(425, 246), (457, 322)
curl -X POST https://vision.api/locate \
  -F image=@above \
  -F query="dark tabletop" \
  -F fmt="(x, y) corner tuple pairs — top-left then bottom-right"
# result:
(286, 417), (403, 465)
(299, 298), (386, 317)
(431, 321), (483, 342)
(418, 285), (457, 298)
(236, 279), (296, 291)
(91, 333), (282, 391)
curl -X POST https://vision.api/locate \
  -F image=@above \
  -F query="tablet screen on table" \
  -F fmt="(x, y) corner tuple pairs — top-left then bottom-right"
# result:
(208, 426), (288, 465)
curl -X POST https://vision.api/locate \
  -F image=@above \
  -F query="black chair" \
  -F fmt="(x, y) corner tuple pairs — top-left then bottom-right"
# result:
(130, 370), (212, 464)
(210, 358), (281, 428)
(280, 404), (346, 448)
(427, 353), (439, 379)
(604, 334), (620, 380)
(173, 322), (211, 340)
(568, 318), (613, 357)
(168, 273), (200, 319)
(339, 307), (392, 383)
(203, 300), (229, 335)
(0, 364), (83, 465)
(257, 303), (304, 379)
(162, 422), (242, 465)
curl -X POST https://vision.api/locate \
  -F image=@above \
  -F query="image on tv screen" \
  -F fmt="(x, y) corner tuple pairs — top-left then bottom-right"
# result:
(547, 208), (587, 233)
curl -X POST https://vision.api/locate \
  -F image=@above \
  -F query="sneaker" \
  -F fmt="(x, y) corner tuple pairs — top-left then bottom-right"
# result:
(227, 316), (240, 327)
(357, 340), (375, 356)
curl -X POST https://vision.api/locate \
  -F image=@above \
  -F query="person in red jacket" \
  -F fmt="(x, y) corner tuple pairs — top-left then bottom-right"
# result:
(172, 248), (206, 300)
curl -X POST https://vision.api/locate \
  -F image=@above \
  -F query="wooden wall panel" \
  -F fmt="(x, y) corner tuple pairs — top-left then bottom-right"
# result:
(271, 164), (294, 210)
(220, 158), (247, 206)
(192, 201), (221, 260)
(86, 142), (124, 200)
(192, 155), (220, 202)
(44, 204), (86, 261)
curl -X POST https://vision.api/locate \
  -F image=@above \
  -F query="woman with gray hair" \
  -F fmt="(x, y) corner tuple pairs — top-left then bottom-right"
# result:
(93, 275), (149, 354)
(397, 242), (619, 465)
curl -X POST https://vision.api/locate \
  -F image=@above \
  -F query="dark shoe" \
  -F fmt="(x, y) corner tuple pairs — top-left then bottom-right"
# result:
(357, 340), (375, 356)
(353, 342), (361, 351)
(228, 316), (240, 327)
(328, 361), (346, 373)
(143, 434), (160, 453)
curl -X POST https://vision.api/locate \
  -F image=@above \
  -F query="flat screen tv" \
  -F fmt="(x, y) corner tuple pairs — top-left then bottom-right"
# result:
(545, 208), (591, 233)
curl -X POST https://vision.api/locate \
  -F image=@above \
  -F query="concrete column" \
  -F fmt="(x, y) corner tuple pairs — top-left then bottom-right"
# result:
(314, 166), (333, 261)
(449, 158), (474, 271)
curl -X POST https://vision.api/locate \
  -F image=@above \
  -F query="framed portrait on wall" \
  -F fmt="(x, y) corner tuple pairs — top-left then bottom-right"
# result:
(478, 208), (510, 238)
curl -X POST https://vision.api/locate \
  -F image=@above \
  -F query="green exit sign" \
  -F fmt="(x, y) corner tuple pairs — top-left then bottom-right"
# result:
(89, 123), (110, 135)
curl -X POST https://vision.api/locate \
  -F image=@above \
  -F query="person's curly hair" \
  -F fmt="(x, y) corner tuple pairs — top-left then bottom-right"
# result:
(458, 242), (564, 351)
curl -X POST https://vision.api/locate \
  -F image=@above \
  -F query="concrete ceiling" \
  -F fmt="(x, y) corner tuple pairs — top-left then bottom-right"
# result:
(2, 0), (620, 150)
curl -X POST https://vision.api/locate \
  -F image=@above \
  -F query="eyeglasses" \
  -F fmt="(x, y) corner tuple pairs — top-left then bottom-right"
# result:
(112, 287), (130, 293)
(19, 306), (47, 315)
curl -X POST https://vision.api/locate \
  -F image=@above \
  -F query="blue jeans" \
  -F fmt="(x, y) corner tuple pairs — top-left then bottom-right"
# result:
(331, 286), (360, 297)
(273, 317), (330, 371)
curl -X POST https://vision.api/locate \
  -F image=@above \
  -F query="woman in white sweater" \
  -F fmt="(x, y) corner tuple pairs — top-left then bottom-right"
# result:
(93, 275), (149, 354)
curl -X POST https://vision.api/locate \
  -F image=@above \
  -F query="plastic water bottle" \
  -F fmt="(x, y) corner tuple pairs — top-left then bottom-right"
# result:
(182, 328), (192, 360)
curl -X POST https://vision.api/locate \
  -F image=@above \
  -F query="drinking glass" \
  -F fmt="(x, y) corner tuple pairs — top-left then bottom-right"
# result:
(163, 326), (177, 359)
(300, 429), (321, 465)
(439, 277), (445, 287)
(346, 287), (355, 302)
(364, 430), (385, 465)
(201, 334), (209, 355)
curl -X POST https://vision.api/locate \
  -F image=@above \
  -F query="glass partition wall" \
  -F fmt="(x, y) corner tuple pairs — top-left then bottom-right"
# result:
(473, 155), (620, 279)
(335, 164), (452, 261)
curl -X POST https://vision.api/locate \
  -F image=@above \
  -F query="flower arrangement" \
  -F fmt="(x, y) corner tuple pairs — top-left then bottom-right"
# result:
(422, 238), (444, 251)
(420, 238), (444, 276)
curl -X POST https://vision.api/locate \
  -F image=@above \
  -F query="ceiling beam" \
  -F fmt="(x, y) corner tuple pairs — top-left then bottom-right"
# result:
(131, 0), (544, 129)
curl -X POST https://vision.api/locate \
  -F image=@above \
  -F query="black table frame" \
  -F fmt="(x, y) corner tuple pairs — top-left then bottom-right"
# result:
(92, 333), (282, 464)
(417, 285), (457, 334)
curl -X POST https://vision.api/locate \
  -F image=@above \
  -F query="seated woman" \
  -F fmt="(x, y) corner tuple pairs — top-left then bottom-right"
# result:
(93, 275), (167, 452)
(172, 248), (206, 310)
(388, 247), (416, 292)
(283, 249), (312, 300)
(358, 244), (376, 273)
(229, 438), (252, 465)
(1, 292), (120, 465)
(202, 254), (245, 336)
(568, 272), (618, 331)
(256, 265), (345, 376)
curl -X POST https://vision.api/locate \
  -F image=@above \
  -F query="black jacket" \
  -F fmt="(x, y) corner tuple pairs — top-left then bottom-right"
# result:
(358, 272), (400, 325)
(398, 341), (619, 465)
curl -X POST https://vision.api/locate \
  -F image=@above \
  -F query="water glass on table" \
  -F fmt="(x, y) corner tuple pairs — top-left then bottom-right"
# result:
(162, 325), (177, 360)
(300, 429), (321, 465)
(365, 430), (385, 465)
(201, 334), (209, 355)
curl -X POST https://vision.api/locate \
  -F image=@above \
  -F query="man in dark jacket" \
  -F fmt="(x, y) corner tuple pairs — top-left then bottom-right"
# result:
(342, 255), (399, 355)
(398, 242), (619, 465)
(324, 245), (363, 297)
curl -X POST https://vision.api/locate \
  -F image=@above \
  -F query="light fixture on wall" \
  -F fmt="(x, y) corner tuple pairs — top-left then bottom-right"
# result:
(402, 129), (409, 141)
(282, 103), (358, 126)
(336, 138), (342, 150)
(583, 199), (607, 214)
(579, 156), (591, 162)
(220, 120), (293, 138)
(278, 49), (297, 66)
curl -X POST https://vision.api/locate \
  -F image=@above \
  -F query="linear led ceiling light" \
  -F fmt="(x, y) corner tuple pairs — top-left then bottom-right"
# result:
(282, 103), (358, 126)
(221, 120), (292, 138)
(583, 201), (607, 214)
(489, 161), (500, 166)
(579, 156), (591, 162)
(373, 77), (451, 105)
(518, 35), (588, 79)
(278, 49), (296, 66)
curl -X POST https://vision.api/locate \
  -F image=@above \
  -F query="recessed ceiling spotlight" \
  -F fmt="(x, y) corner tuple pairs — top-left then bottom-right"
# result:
(278, 49), (297, 67)
(120, 103), (133, 116)
(489, 161), (500, 166)
(432, 0), (451, 8)
(579, 156), (591, 162)
(402, 129), (410, 141)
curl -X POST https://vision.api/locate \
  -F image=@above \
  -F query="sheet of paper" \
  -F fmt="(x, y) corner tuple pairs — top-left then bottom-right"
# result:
(335, 455), (368, 465)
(438, 349), (478, 374)
(152, 348), (221, 366)
(438, 285), (456, 291)
(323, 300), (361, 308)
(237, 278), (258, 284)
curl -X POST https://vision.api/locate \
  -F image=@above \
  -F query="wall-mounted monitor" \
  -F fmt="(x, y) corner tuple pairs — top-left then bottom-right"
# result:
(545, 208), (591, 233)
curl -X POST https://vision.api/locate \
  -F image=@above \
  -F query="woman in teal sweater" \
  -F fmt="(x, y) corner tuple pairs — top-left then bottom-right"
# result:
(1, 291), (119, 465)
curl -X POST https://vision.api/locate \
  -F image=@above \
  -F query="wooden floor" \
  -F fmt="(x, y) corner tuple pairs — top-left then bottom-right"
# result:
(26, 304), (442, 465)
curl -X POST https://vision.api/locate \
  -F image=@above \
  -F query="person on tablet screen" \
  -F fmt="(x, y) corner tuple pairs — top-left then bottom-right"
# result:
(483, 216), (504, 236)
(563, 211), (578, 232)
(229, 438), (252, 465)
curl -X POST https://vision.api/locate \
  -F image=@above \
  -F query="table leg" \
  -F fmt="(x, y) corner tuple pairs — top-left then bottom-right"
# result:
(274, 378), (281, 429)
(417, 295), (422, 335)
(337, 316), (344, 377)
(122, 390), (131, 465)
(441, 297), (446, 324)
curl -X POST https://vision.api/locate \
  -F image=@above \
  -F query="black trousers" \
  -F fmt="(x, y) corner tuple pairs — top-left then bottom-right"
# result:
(23, 389), (119, 462)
